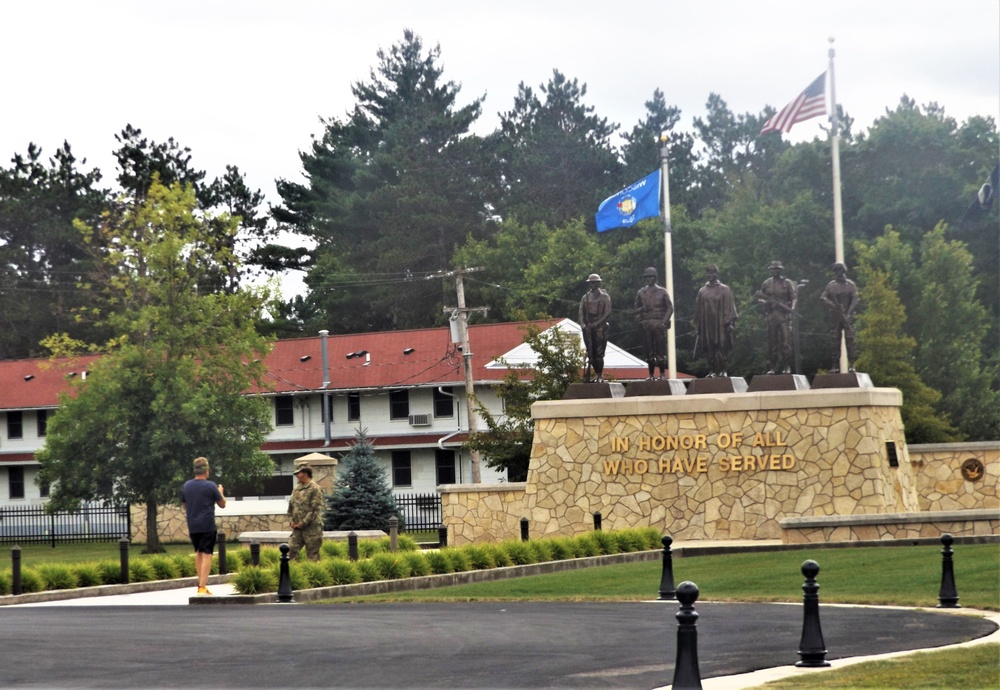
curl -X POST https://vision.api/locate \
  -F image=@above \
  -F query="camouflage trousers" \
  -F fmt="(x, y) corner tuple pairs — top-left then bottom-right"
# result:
(289, 525), (323, 561)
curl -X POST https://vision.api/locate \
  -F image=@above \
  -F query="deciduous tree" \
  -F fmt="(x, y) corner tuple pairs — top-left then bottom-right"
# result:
(37, 179), (275, 552)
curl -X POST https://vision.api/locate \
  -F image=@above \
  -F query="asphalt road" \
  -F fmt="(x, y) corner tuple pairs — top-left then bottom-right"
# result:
(0, 602), (994, 689)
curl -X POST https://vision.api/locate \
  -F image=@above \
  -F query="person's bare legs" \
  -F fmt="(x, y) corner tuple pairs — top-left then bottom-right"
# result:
(195, 551), (212, 591)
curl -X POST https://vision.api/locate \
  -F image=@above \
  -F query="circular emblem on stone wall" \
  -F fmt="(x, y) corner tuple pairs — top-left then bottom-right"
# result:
(960, 458), (985, 482)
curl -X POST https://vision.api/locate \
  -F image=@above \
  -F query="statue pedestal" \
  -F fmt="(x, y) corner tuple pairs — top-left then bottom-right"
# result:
(625, 379), (688, 397)
(563, 382), (626, 399)
(687, 376), (748, 395)
(747, 374), (811, 392)
(812, 372), (873, 389)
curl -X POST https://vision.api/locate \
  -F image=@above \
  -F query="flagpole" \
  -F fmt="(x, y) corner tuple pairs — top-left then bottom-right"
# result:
(828, 37), (848, 372)
(659, 133), (676, 380)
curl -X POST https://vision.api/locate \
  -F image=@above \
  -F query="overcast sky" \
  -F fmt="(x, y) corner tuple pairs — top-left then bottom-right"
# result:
(4, 0), (997, 209)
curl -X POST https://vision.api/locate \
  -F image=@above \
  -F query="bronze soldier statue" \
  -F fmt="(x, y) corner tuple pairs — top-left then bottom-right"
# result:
(819, 262), (859, 373)
(635, 267), (673, 380)
(579, 273), (612, 383)
(754, 260), (797, 374)
(694, 264), (738, 378)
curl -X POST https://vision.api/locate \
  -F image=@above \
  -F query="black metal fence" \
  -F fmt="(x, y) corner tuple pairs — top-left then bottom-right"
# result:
(393, 493), (442, 532)
(0, 504), (130, 546)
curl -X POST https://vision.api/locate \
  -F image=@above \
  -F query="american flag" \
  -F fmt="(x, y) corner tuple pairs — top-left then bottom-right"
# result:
(760, 73), (827, 135)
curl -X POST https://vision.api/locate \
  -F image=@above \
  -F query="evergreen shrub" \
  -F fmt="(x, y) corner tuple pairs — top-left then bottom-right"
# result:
(443, 548), (471, 572)
(323, 558), (361, 585)
(72, 563), (104, 588)
(355, 559), (380, 582)
(402, 552), (431, 577)
(320, 541), (347, 560)
(463, 546), (495, 570)
(300, 561), (333, 588)
(171, 554), (197, 578)
(18, 568), (44, 593)
(36, 564), (78, 591)
(129, 559), (155, 582)
(499, 540), (535, 566)
(424, 551), (453, 575)
(371, 553), (408, 580)
(145, 555), (181, 580)
(590, 531), (620, 555)
(97, 560), (124, 585)
(233, 566), (277, 595)
(527, 539), (553, 562)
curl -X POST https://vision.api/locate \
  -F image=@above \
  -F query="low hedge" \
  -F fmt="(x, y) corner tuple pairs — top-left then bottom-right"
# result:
(0, 529), (662, 597)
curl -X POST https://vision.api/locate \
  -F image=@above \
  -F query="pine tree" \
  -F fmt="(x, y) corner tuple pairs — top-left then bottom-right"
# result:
(324, 430), (402, 531)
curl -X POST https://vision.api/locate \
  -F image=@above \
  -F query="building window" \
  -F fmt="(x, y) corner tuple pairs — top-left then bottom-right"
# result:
(39, 479), (50, 498)
(9, 466), (24, 500)
(275, 395), (294, 426)
(348, 391), (361, 422)
(391, 450), (412, 487)
(7, 411), (23, 439)
(433, 387), (454, 418)
(436, 449), (456, 485)
(389, 389), (409, 420)
(37, 410), (48, 437)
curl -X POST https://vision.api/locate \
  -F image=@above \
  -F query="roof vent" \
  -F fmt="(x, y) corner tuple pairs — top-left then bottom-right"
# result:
(23, 374), (34, 381)
(300, 355), (312, 362)
(403, 348), (415, 355)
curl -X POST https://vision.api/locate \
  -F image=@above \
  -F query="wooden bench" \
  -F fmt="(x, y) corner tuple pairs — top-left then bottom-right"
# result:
(237, 530), (387, 545)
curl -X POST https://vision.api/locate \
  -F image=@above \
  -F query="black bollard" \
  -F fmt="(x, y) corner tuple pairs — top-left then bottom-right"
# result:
(12, 545), (21, 596)
(217, 531), (227, 576)
(437, 525), (448, 548)
(671, 581), (703, 690)
(520, 517), (529, 542)
(796, 560), (830, 667)
(250, 541), (260, 567)
(937, 533), (961, 608)
(593, 511), (602, 531)
(347, 531), (359, 561)
(389, 516), (399, 553)
(276, 543), (294, 603)
(119, 537), (131, 585)
(658, 535), (676, 600)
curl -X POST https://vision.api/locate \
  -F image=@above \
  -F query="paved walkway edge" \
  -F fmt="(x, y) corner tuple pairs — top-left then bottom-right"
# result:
(655, 607), (1000, 690)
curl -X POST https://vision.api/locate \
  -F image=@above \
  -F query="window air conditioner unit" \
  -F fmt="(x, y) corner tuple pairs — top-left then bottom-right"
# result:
(408, 414), (430, 426)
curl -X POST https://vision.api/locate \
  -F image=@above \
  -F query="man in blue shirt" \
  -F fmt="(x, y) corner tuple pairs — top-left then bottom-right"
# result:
(181, 457), (226, 596)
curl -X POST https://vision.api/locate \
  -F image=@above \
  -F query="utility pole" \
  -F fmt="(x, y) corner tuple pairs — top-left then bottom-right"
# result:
(431, 267), (487, 483)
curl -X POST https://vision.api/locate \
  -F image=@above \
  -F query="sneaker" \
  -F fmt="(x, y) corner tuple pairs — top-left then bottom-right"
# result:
(196, 587), (212, 596)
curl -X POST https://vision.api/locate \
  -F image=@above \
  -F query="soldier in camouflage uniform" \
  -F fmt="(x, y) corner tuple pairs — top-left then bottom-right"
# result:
(288, 465), (324, 561)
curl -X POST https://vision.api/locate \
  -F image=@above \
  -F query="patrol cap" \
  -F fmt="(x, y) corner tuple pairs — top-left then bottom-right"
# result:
(294, 465), (313, 478)
(586, 273), (603, 282)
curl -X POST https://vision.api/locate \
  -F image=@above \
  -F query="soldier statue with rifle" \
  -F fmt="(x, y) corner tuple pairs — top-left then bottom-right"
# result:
(819, 262), (859, 373)
(754, 260), (797, 374)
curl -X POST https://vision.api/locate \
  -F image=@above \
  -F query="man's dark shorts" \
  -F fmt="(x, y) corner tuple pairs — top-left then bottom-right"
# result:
(189, 531), (217, 554)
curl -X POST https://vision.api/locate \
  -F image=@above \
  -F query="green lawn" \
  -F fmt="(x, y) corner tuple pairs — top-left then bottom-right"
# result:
(1, 541), (195, 565)
(327, 543), (1000, 611)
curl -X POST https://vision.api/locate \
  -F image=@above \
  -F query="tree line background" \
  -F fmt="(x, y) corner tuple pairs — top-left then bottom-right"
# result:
(1, 30), (997, 444)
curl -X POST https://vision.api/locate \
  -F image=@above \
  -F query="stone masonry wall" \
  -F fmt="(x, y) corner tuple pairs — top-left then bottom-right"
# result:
(131, 503), (291, 544)
(908, 442), (998, 512)
(439, 484), (527, 547)
(437, 389), (937, 545)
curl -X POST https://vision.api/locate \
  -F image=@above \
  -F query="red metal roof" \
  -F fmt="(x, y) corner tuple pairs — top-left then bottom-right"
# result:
(0, 318), (659, 408)
(0, 355), (102, 410)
